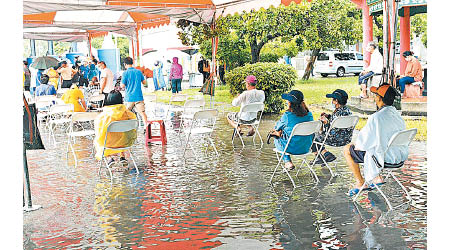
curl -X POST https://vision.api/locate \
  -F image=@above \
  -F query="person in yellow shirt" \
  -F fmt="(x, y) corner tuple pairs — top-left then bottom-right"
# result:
(61, 84), (87, 112)
(93, 90), (137, 165)
(46, 66), (60, 90)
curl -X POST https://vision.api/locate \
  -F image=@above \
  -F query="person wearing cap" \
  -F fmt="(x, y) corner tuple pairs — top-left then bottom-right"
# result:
(227, 75), (265, 136)
(58, 61), (77, 88)
(358, 42), (383, 98)
(311, 89), (354, 165)
(396, 51), (423, 95)
(61, 83), (87, 112)
(344, 84), (409, 196)
(269, 90), (314, 171)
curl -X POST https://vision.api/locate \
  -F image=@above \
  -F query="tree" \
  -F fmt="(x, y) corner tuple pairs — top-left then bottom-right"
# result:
(411, 13), (427, 47)
(221, 4), (310, 63)
(298, 0), (362, 80)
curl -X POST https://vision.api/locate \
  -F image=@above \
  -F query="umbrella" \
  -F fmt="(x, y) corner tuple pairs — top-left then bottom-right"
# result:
(30, 56), (60, 70)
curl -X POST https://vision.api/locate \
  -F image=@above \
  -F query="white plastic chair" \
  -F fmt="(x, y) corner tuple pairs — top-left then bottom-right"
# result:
(88, 94), (105, 111)
(35, 95), (57, 128)
(182, 109), (219, 160)
(143, 94), (159, 118)
(47, 104), (74, 146)
(352, 128), (417, 210)
(311, 115), (359, 177)
(98, 119), (139, 182)
(165, 94), (188, 120)
(66, 112), (99, 167)
(270, 120), (322, 188)
(231, 102), (265, 147)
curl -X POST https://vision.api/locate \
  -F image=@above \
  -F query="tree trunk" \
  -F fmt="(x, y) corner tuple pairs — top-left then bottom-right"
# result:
(250, 44), (261, 63)
(302, 49), (320, 80)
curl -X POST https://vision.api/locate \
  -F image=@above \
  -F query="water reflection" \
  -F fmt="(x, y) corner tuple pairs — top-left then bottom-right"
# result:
(24, 111), (427, 249)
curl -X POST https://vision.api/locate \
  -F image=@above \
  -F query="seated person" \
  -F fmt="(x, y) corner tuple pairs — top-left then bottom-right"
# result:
(227, 75), (265, 136)
(358, 42), (383, 98)
(343, 85), (409, 196)
(269, 90), (314, 171)
(311, 89), (354, 165)
(89, 76), (99, 87)
(61, 83), (87, 112)
(34, 74), (56, 97)
(45, 66), (59, 90)
(94, 90), (137, 165)
(396, 51), (423, 96)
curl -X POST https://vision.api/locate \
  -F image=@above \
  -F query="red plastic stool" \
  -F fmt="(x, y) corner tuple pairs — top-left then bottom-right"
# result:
(146, 120), (167, 145)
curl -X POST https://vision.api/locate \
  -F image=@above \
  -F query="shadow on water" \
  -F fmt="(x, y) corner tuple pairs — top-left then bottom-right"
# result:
(24, 109), (427, 249)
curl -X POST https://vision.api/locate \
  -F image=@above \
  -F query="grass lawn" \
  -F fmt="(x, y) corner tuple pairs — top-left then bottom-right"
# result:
(148, 76), (427, 140)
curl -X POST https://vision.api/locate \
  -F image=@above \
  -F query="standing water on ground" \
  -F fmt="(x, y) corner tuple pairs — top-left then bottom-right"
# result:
(24, 111), (427, 249)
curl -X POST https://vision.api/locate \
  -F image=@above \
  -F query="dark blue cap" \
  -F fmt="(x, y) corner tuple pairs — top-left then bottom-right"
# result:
(282, 90), (304, 104)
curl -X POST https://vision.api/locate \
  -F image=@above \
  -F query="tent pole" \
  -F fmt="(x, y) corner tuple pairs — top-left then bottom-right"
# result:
(136, 27), (140, 66)
(88, 35), (93, 58)
(23, 146), (41, 212)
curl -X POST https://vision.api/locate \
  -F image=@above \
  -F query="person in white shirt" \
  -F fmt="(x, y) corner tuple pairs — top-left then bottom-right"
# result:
(98, 61), (115, 100)
(227, 75), (265, 136)
(343, 84), (408, 197)
(358, 42), (383, 98)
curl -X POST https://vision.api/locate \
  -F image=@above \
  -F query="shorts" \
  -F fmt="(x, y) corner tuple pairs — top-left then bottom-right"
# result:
(125, 101), (146, 113)
(227, 112), (256, 125)
(349, 144), (366, 163)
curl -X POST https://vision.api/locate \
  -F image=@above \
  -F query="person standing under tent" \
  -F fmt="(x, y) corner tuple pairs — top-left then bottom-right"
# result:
(164, 59), (172, 91)
(45, 66), (59, 90)
(120, 57), (148, 126)
(57, 61), (77, 88)
(98, 61), (115, 101)
(169, 57), (183, 94)
(23, 61), (31, 91)
(198, 56), (210, 84)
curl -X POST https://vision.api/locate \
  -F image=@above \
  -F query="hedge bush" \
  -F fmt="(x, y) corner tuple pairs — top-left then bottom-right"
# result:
(225, 62), (297, 114)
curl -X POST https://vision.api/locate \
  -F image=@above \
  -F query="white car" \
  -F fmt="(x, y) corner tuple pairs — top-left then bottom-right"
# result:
(315, 51), (364, 77)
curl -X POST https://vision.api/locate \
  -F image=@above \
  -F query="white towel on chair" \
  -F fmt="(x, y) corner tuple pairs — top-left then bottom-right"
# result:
(412, 81), (423, 88)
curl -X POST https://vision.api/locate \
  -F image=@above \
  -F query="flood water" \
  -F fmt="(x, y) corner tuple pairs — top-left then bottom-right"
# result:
(24, 108), (427, 249)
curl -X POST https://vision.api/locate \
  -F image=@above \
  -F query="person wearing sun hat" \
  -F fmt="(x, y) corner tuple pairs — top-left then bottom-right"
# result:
(343, 84), (409, 197)
(268, 90), (314, 171)
(310, 89), (354, 165)
(227, 75), (265, 136)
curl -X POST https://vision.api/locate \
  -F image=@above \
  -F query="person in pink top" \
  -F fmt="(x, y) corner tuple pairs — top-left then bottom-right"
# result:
(169, 57), (183, 94)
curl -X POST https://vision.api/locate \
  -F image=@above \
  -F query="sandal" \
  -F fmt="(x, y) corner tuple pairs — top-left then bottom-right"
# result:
(284, 162), (295, 171)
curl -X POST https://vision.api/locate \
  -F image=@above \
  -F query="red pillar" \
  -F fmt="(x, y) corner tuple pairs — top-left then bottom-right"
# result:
(362, 1), (374, 68)
(400, 6), (411, 75)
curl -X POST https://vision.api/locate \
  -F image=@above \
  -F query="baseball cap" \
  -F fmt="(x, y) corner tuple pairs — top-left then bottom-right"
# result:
(326, 89), (348, 104)
(370, 84), (398, 105)
(245, 75), (257, 84)
(282, 90), (304, 104)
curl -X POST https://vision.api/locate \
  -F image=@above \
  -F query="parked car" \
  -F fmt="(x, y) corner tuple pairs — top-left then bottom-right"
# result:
(315, 51), (364, 77)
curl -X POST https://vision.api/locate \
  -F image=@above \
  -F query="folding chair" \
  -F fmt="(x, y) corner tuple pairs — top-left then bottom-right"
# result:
(270, 120), (322, 188)
(179, 99), (206, 133)
(98, 119), (140, 182)
(87, 94), (105, 111)
(47, 104), (74, 146)
(182, 109), (219, 160)
(34, 95), (57, 128)
(352, 128), (417, 210)
(66, 112), (100, 167)
(231, 102), (265, 147)
(312, 115), (360, 177)
(165, 94), (188, 120)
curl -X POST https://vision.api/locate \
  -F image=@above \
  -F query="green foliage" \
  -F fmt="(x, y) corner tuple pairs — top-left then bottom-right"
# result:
(54, 42), (71, 56)
(411, 14), (427, 47)
(225, 62), (297, 114)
